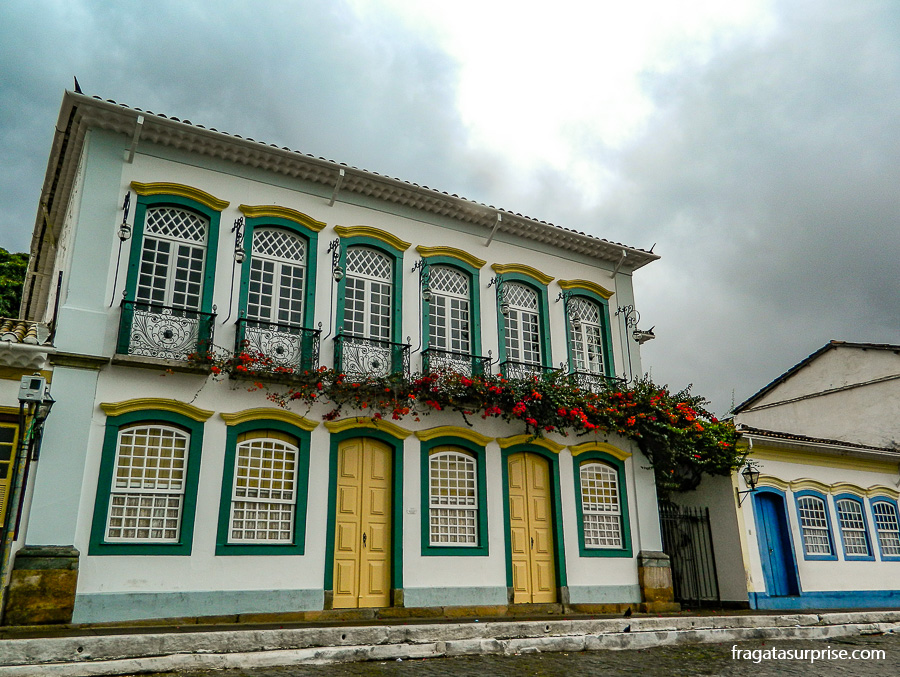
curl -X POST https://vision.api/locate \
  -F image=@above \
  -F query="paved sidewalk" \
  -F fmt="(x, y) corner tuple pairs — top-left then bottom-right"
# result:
(1, 607), (899, 676)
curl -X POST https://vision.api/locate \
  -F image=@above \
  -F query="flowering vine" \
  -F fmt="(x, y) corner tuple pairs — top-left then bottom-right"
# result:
(191, 348), (742, 495)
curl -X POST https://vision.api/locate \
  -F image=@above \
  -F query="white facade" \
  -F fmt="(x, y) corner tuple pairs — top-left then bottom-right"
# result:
(18, 91), (664, 623)
(696, 342), (900, 610)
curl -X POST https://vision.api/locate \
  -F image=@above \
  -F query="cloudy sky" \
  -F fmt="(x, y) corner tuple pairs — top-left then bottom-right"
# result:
(1, 0), (897, 415)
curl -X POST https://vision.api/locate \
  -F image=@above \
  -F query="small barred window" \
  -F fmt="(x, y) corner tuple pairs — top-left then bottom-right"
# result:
(797, 495), (832, 556)
(580, 462), (622, 548)
(872, 501), (900, 556)
(429, 449), (478, 546)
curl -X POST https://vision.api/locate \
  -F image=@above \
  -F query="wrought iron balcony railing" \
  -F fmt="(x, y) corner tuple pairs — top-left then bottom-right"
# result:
(334, 333), (410, 379)
(567, 370), (625, 393)
(422, 347), (492, 377)
(235, 318), (321, 372)
(499, 360), (557, 381)
(117, 300), (215, 361)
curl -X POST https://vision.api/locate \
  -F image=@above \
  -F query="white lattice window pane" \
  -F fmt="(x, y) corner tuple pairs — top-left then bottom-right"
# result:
(247, 259), (275, 321)
(252, 229), (306, 262)
(836, 499), (870, 556)
(230, 437), (298, 544)
(504, 311), (521, 361)
(521, 312), (541, 364)
(369, 281), (392, 340)
(449, 298), (470, 353)
(145, 207), (208, 243)
(506, 283), (537, 310)
(798, 496), (832, 555)
(106, 424), (189, 543)
(581, 462), (622, 548)
(570, 297), (601, 324)
(277, 263), (305, 325)
(343, 278), (367, 336)
(429, 451), (478, 546)
(430, 266), (468, 296)
(873, 502), (900, 555)
(429, 296), (448, 349)
(347, 247), (391, 280)
(136, 238), (171, 304)
(171, 244), (205, 309)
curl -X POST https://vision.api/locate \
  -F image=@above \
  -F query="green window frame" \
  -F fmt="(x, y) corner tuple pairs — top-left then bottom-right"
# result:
(572, 451), (632, 558)
(89, 409), (205, 556)
(563, 290), (615, 378)
(495, 273), (552, 375)
(215, 419), (311, 556)
(336, 237), (405, 344)
(419, 436), (489, 556)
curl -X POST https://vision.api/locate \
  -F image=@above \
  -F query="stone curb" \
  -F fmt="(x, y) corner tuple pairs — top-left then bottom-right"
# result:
(1, 612), (899, 675)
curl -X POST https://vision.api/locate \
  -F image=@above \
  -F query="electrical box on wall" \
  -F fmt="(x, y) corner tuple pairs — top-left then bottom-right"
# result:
(18, 375), (46, 403)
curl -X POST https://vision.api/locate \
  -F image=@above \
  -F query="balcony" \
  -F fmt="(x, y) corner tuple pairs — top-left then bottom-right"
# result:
(334, 334), (410, 379)
(117, 301), (215, 361)
(235, 318), (320, 372)
(422, 347), (492, 377)
(499, 360), (557, 381)
(567, 370), (625, 393)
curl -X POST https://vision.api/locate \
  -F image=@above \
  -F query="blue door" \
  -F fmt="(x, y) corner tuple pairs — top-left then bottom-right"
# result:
(753, 491), (799, 597)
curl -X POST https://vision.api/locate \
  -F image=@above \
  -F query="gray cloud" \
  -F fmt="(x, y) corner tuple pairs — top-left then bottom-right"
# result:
(0, 0), (896, 415)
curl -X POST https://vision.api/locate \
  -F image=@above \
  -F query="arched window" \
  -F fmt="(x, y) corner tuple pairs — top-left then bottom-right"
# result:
(105, 423), (191, 543)
(228, 430), (300, 544)
(579, 461), (622, 549)
(871, 500), (900, 558)
(504, 282), (541, 369)
(796, 494), (833, 557)
(247, 228), (307, 326)
(136, 206), (209, 311)
(428, 266), (471, 356)
(343, 246), (393, 341)
(568, 297), (607, 375)
(429, 448), (478, 546)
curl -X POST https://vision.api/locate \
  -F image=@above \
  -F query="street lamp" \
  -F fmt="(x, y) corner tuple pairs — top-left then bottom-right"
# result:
(737, 461), (761, 506)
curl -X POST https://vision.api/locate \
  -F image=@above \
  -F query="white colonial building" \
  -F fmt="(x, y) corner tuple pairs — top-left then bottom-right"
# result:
(8, 90), (670, 624)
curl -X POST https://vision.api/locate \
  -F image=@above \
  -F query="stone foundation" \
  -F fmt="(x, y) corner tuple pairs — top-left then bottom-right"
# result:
(4, 546), (79, 625)
(637, 550), (680, 613)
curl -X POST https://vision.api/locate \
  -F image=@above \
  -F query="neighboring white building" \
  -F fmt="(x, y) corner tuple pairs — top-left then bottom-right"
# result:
(9, 90), (671, 624)
(688, 341), (900, 610)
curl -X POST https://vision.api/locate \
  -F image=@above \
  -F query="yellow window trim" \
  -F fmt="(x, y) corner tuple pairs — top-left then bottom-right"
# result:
(236, 429), (298, 445)
(749, 448), (898, 474)
(569, 441), (631, 460)
(131, 182), (229, 212)
(496, 434), (565, 453)
(220, 408), (318, 431)
(324, 416), (413, 439)
(414, 426), (493, 446)
(756, 474), (790, 491)
(788, 478), (832, 494)
(0, 368), (52, 383)
(557, 279), (614, 300)
(490, 263), (554, 286)
(830, 482), (867, 497)
(334, 225), (411, 252)
(238, 204), (326, 232)
(867, 485), (900, 500)
(415, 246), (486, 270)
(100, 398), (214, 422)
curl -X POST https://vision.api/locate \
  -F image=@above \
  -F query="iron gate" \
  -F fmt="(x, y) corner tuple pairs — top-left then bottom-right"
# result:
(659, 504), (720, 607)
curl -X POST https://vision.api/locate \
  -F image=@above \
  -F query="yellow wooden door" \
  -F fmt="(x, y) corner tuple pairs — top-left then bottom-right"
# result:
(333, 438), (392, 609)
(0, 423), (19, 531)
(508, 452), (556, 603)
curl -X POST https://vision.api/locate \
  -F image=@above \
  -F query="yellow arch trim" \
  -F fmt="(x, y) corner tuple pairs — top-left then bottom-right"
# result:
(414, 426), (493, 446)
(558, 279), (614, 300)
(866, 485), (900, 500)
(569, 441), (631, 460)
(100, 398), (214, 422)
(324, 416), (413, 440)
(830, 482), (867, 497)
(789, 478), (832, 494)
(220, 408), (318, 431)
(756, 474), (790, 491)
(490, 263), (554, 286)
(415, 246), (487, 270)
(497, 434), (565, 454)
(238, 205), (326, 232)
(334, 225), (411, 252)
(131, 182), (229, 212)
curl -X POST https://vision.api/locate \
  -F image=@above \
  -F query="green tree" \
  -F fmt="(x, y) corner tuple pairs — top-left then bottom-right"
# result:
(0, 248), (29, 318)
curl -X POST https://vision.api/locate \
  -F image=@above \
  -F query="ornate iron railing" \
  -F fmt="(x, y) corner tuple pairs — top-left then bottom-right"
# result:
(567, 370), (625, 392)
(117, 300), (215, 361)
(235, 318), (320, 372)
(499, 360), (557, 380)
(422, 348), (492, 377)
(334, 334), (410, 379)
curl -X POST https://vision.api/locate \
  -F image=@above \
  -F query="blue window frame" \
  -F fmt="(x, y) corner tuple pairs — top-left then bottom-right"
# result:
(870, 497), (900, 561)
(793, 490), (837, 561)
(834, 493), (875, 561)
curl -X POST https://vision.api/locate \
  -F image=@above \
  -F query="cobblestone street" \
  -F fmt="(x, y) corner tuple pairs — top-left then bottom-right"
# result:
(138, 632), (899, 676)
